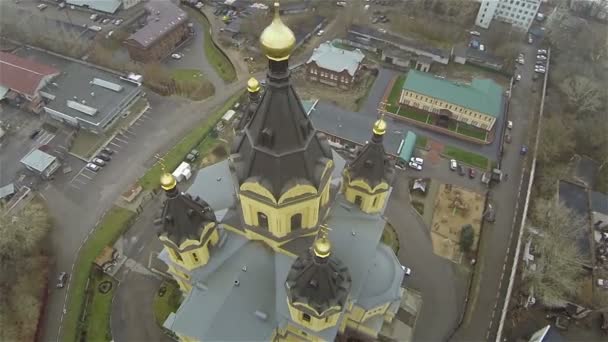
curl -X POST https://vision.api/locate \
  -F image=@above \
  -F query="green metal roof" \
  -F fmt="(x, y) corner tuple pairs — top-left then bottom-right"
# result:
(398, 131), (416, 161)
(402, 70), (503, 118)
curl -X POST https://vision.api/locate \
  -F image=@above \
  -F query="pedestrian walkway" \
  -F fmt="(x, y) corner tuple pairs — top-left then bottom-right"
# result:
(427, 140), (444, 165)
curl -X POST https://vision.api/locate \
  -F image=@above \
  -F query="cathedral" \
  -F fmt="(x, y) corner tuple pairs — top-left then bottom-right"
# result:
(156, 3), (406, 341)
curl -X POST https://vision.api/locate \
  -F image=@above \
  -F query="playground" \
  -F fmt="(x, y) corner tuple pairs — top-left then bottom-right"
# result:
(430, 183), (485, 264)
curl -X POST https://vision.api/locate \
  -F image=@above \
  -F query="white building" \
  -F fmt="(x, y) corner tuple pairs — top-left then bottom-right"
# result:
(475, 0), (541, 30)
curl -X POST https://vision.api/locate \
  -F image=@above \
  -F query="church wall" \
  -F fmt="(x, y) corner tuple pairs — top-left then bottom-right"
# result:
(343, 185), (389, 214)
(287, 301), (341, 332)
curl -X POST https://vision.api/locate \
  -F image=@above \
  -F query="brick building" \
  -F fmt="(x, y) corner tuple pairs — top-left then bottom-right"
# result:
(124, 1), (189, 62)
(0, 52), (59, 113)
(305, 42), (365, 89)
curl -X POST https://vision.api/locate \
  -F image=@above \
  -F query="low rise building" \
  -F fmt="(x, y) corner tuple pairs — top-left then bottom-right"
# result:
(124, 1), (190, 62)
(279, 0), (312, 15)
(66, 0), (122, 13)
(453, 45), (504, 71)
(475, 0), (541, 30)
(20, 149), (60, 179)
(0, 52), (60, 113)
(399, 70), (503, 131)
(306, 42), (365, 89)
(40, 63), (143, 134)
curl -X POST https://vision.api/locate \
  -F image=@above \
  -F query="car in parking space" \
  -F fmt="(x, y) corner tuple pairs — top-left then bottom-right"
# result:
(470, 31), (480, 36)
(457, 165), (465, 176)
(505, 134), (512, 144)
(515, 74), (521, 81)
(56, 272), (68, 288)
(408, 161), (422, 171)
(90, 14), (98, 21)
(316, 29), (324, 36)
(450, 159), (457, 171)
(507, 120), (513, 129)
(96, 153), (111, 162)
(92, 158), (106, 167)
(534, 67), (546, 74)
(468, 168), (476, 179)
(171, 53), (183, 60)
(102, 18), (111, 24)
(516, 57), (525, 65)
(410, 157), (424, 165)
(520, 145), (528, 155)
(102, 147), (114, 155)
(114, 19), (123, 26)
(537, 49), (547, 55)
(86, 163), (101, 172)
(536, 55), (547, 61)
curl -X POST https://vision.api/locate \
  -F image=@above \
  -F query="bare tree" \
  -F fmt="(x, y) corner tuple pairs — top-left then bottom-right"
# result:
(0, 200), (51, 264)
(525, 200), (587, 306)
(559, 75), (604, 114)
(537, 115), (576, 164)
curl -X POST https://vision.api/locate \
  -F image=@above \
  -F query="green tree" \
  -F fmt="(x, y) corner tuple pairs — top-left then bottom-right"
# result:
(0, 200), (51, 264)
(459, 224), (475, 252)
(525, 200), (586, 306)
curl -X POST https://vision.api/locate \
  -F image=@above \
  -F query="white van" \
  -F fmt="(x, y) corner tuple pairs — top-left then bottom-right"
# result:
(450, 159), (457, 171)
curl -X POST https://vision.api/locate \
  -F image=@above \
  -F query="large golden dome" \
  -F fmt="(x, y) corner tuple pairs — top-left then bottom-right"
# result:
(259, 2), (296, 61)
(372, 115), (387, 136)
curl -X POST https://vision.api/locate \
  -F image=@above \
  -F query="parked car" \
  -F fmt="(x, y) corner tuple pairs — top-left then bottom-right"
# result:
(520, 145), (528, 155)
(450, 159), (457, 171)
(114, 19), (123, 26)
(536, 55), (547, 61)
(90, 14), (98, 21)
(30, 129), (41, 139)
(316, 29), (324, 36)
(534, 68), (546, 74)
(56, 272), (68, 288)
(479, 44), (485, 52)
(86, 163), (100, 172)
(470, 31), (480, 36)
(507, 120), (513, 129)
(457, 165), (465, 176)
(37, 3), (48, 10)
(401, 265), (412, 276)
(516, 57), (525, 65)
(468, 168), (476, 179)
(408, 161), (422, 171)
(171, 53), (182, 60)
(527, 34), (533, 44)
(102, 18), (111, 24)
(537, 49), (547, 55)
(505, 134), (512, 144)
(102, 147), (114, 155)
(410, 157), (424, 165)
(96, 153), (111, 162)
(92, 158), (106, 167)
(515, 74), (521, 81)
(185, 149), (200, 163)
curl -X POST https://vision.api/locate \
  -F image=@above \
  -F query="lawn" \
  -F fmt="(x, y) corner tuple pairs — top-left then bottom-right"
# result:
(138, 92), (242, 190)
(456, 123), (488, 141)
(172, 68), (204, 82)
(172, 68), (215, 101)
(387, 75), (405, 105)
(400, 109), (429, 123)
(443, 146), (490, 170)
(415, 135), (428, 149)
(62, 206), (136, 342)
(185, 8), (236, 83)
(153, 280), (182, 326)
(83, 271), (118, 342)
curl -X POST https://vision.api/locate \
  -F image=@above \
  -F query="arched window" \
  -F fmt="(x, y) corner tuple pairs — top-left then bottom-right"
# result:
(257, 212), (268, 229)
(291, 213), (302, 230)
(302, 313), (311, 322)
(354, 196), (363, 206)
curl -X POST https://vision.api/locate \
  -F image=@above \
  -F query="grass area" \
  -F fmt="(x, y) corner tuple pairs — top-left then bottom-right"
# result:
(62, 206), (136, 342)
(153, 280), (182, 326)
(83, 271), (118, 342)
(387, 75), (405, 105)
(70, 97), (148, 159)
(400, 109), (429, 123)
(381, 223), (400, 254)
(456, 123), (488, 141)
(172, 68), (215, 101)
(185, 7), (236, 83)
(443, 146), (490, 170)
(138, 92), (243, 190)
(416, 135), (428, 149)
(172, 68), (204, 82)
(447, 121), (458, 132)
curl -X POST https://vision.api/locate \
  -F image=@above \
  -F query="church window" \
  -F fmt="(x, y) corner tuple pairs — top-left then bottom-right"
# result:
(302, 313), (311, 322)
(291, 213), (302, 230)
(258, 212), (269, 229)
(192, 252), (199, 263)
(354, 196), (363, 206)
(373, 197), (378, 207)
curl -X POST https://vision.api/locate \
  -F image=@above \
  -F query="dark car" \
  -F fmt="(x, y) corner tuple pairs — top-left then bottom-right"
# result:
(457, 165), (465, 176)
(30, 129), (42, 139)
(468, 168), (476, 179)
(102, 147), (114, 155)
(96, 153), (111, 162)
(505, 134), (512, 143)
(520, 145), (528, 155)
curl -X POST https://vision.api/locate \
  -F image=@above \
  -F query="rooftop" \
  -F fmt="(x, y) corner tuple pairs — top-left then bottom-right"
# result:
(307, 42), (365, 76)
(574, 155), (599, 188)
(66, 0), (122, 13)
(20, 149), (57, 173)
(557, 180), (592, 264)
(0, 51), (59, 97)
(590, 191), (608, 215)
(402, 70), (503, 117)
(127, 1), (188, 48)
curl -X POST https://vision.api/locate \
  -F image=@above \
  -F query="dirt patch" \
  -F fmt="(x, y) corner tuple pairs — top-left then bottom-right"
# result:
(292, 68), (377, 112)
(430, 183), (485, 263)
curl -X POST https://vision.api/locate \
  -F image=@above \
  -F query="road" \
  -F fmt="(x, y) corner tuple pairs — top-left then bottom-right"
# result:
(451, 38), (544, 342)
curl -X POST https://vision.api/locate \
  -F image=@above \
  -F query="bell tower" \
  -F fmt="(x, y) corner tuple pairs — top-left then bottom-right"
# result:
(230, 3), (333, 245)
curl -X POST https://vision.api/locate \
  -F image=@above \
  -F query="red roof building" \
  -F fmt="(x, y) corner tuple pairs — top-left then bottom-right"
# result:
(0, 52), (60, 99)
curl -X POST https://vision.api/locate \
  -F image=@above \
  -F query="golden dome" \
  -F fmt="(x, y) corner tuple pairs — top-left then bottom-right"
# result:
(313, 236), (332, 258)
(160, 172), (177, 191)
(259, 2), (296, 61)
(247, 77), (260, 93)
(372, 116), (387, 136)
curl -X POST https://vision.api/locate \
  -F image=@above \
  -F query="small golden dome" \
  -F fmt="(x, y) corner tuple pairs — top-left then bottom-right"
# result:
(313, 236), (331, 258)
(373, 116), (387, 136)
(247, 77), (260, 93)
(259, 2), (296, 61)
(160, 172), (177, 191)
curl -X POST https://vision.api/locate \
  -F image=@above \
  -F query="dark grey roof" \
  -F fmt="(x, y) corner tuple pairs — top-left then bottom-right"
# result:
(590, 191), (608, 215)
(349, 24), (450, 58)
(286, 248), (352, 317)
(465, 48), (504, 66)
(575, 155), (599, 188)
(453, 45), (467, 58)
(346, 132), (395, 189)
(558, 180), (589, 218)
(127, 1), (188, 48)
(231, 63), (333, 198)
(187, 160), (236, 213)
(158, 190), (217, 246)
(280, 0), (311, 13)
